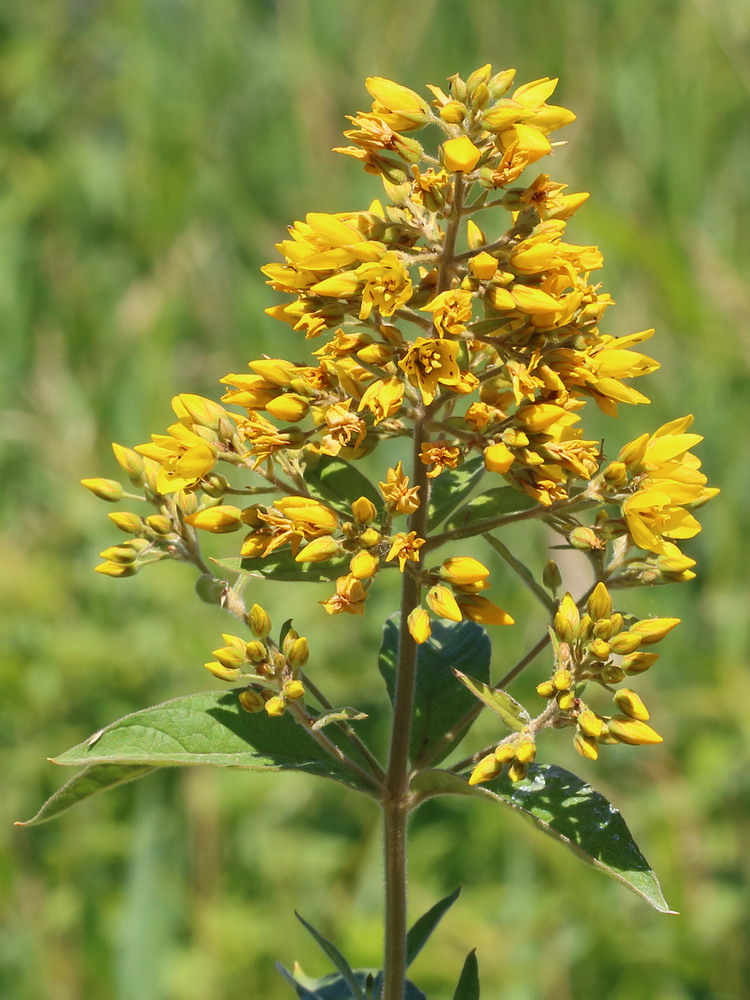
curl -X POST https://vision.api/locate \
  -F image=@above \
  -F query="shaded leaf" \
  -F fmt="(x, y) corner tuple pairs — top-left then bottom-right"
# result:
(443, 486), (535, 533)
(312, 708), (368, 731)
(296, 912), (363, 999)
(452, 670), (530, 733)
(241, 548), (351, 582)
(379, 617), (491, 766)
(406, 885), (462, 967)
(428, 457), (485, 529)
(411, 766), (674, 913)
(452, 950), (480, 1000)
(16, 763), (153, 827)
(306, 455), (381, 512)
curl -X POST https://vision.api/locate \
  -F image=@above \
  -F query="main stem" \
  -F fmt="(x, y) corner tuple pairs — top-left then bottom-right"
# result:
(381, 174), (463, 1000)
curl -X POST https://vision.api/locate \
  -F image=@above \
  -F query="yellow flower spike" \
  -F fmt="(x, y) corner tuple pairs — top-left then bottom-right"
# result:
(426, 585), (463, 623)
(608, 632), (643, 655)
(283, 680), (305, 701)
(265, 394), (310, 422)
(248, 604), (272, 638)
(95, 561), (137, 578)
(468, 752), (503, 786)
(351, 496), (377, 525)
(468, 252), (498, 281)
(587, 582), (612, 621)
(349, 550), (380, 580)
(614, 688), (650, 722)
(81, 478), (124, 502)
(578, 709), (604, 740)
(440, 557), (490, 587)
(238, 690), (266, 714)
(442, 136), (482, 173)
(536, 680), (556, 699)
(515, 739), (536, 765)
(573, 732), (600, 761)
(287, 637), (310, 668)
(554, 593), (580, 639)
(508, 760), (529, 783)
(484, 442), (514, 474)
(108, 511), (143, 534)
(185, 506), (244, 533)
(622, 652), (660, 675)
(630, 618), (681, 644)
(264, 696), (287, 718)
(204, 661), (242, 683)
(407, 607), (432, 645)
(295, 537), (341, 564)
(112, 443), (145, 483)
(607, 716), (663, 746)
(456, 595), (514, 626)
(494, 742), (517, 764)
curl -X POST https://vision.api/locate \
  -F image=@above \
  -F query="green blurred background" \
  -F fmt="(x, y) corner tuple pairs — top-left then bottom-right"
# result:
(2, 0), (748, 997)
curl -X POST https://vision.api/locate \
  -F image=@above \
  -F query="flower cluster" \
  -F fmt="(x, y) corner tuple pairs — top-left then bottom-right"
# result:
(83, 65), (716, 776)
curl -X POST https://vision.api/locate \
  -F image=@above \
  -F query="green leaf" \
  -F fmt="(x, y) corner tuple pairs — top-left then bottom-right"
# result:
(406, 885), (462, 967)
(443, 486), (535, 534)
(306, 455), (381, 512)
(277, 967), (426, 1000)
(241, 548), (351, 582)
(411, 766), (675, 913)
(484, 534), (556, 612)
(295, 912), (363, 999)
(379, 617), (491, 766)
(21, 691), (376, 825)
(452, 950), (480, 1000)
(428, 457), (485, 529)
(16, 763), (154, 827)
(452, 670), (531, 733)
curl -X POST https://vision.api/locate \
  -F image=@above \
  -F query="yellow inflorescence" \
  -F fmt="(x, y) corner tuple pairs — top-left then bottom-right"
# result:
(83, 65), (716, 761)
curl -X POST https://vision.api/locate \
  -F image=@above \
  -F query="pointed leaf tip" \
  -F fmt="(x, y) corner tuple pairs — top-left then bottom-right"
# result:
(406, 885), (462, 967)
(453, 949), (480, 1000)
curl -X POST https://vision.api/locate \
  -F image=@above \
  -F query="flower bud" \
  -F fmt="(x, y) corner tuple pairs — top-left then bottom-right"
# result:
(264, 695), (287, 717)
(577, 708), (604, 739)
(177, 393), (228, 430)
(349, 550), (379, 579)
(442, 136), (482, 173)
(186, 506), (243, 533)
(266, 394), (310, 422)
(568, 526), (601, 550)
(553, 668), (573, 691)
(295, 536), (340, 563)
(607, 716), (663, 746)
(484, 442), (514, 474)
(360, 527), (381, 547)
(557, 690), (576, 711)
(601, 664), (625, 684)
(282, 680), (305, 701)
(508, 760), (529, 783)
(536, 680), (555, 698)
(440, 557), (490, 587)
(542, 560), (562, 593)
(238, 690), (266, 713)
(351, 496), (377, 525)
(426, 584), (463, 623)
(587, 582), (612, 621)
(573, 732), (599, 760)
(494, 742), (517, 764)
(515, 739), (536, 765)
(195, 574), (227, 606)
(614, 688), (649, 721)
(112, 443), (145, 483)
(146, 514), (172, 535)
(468, 752), (502, 786)
(439, 101), (465, 124)
(407, 607), (431, 644)
(467, 219), (486, 250)
(245, 640), (267, 663)
(608, 631), (642, 654)
(99, 544), (138, 564)
(204, 660), (241, 682)
(468, 252), (498, 281)
(554, 593), (579, 639)
(81, 478), (124, 502)
(630, 618), (680, 645)
(248, 604), (272, 638)
(622, 651), (659, 675)
(95, 561), (137, 578)
(588, 638), (611, 661)
(212, 646), (245, 670)
(287, 637), (309, 668)
(456, 595), (514, 626)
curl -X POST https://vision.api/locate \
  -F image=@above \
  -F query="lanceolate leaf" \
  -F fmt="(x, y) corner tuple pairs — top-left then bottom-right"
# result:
(452, 950), (480, 1000)
(452, 670), (531, 733)
(295, 912), (363, 999)
(443, 486), (535, 534)
(16, 763), (153, 827)
(306, 455), (382, 512)
(411, 766), (674, 913)
(20, 691), (376, 826)
(428, 456), (485, 529)
(278, 967), (427, 1000)
(379, 617), (491, 766)
(406, 885), (462, 967)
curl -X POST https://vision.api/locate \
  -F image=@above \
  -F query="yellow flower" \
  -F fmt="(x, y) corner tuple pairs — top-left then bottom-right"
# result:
(320, 574), (368, 616)
(398, 337), (463, 405)
(379, 462), (421, 515)
(419, 441), (461, 478)
(354, 252), (413, 320)
(421, 289), (474, 337)
(623, 487), (701, 555)
(358, 378), (405, 423)
(385, 531), (425, 571)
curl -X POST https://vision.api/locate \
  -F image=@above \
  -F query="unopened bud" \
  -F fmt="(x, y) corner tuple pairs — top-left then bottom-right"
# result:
(248, 604), (272, 638)
(146, 514), (172, 535)
(515, 739), (536, 765)
(573, 732), (599, 760)
(295, 536), (340, 563)
(95, 561), (137, 578)
(195, 574), (227, 606)
(587, 582), (612, 621)
(588, 638), (611, 661)
(238, 690), (266, 713)
(542, 560), (562, 593)
(264, 696), (287, 717)
(81, 478), (124, 502)
(204, 660), (241, 682)
(468, 752), (502, 786)
(287, 637), (309, 668)
(282, 680), (305, 701)
(630, 618), (680, 645)
(607, 716), (663, 746)
(577, 708), (604, 739)
(568, 526), (601, 550)
(622, 651), (659, 675)
(349, 550), (379, 579)
(536, 680), (556, 698)
(351, 496), (377, 525)
(112, 443), (145, 483)
(407, 607), (431, 644)
(608, 631), (642, 654)
(614, 688), (650, 721)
